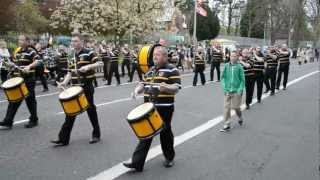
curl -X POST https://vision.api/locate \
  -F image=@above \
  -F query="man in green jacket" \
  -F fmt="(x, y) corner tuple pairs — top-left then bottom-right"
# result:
(220, 50), (245, 132)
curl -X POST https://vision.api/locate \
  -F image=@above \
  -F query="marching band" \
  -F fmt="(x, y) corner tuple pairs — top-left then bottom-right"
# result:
(0, 33), (318, 172)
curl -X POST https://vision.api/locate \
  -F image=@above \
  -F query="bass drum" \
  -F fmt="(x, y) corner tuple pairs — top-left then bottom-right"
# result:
(138, 44), (162, 74)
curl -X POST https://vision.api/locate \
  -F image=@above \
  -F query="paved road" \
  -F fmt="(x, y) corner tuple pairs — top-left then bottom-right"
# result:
(0, 62), (319, 180)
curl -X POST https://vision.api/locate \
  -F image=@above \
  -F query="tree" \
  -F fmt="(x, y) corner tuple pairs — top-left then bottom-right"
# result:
(216, 0), (245, 35)
(0, 0), (49, 34)
(50, 0), (165, 39)
(239, 0), (265, 38)
(0, 0), (17, 34)
(189, 5), (220, 41)
(14, 0), (50, 33)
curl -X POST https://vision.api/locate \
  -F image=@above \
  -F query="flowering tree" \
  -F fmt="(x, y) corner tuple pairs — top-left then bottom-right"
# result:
(50, 0), (165, 38)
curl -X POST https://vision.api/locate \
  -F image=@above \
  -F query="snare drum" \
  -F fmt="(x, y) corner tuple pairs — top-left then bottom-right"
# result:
(2, 77), (29, 102)
(59, 86), (89, 116)
(138, 44), (161, 73)
(127, 103), (164, 139)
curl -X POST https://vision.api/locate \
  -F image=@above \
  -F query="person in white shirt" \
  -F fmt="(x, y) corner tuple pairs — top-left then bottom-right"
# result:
(0, 40), (11, 84)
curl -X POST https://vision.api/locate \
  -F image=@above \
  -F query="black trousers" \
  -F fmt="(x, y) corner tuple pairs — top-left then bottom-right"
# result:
(0, 69), (8, 83)
(58, 82), (101, 143)
(254, 72), (264, 101)
(276, 65), (289, 89)
(103, 59), (109, 81)
(129, 62), (142, 82)
(121, 59), (131, 78)
(55, 68), (67, 83)
(3, 77), (38, 125)
(264, 68), (277, 93)
(177, 59), (184, 72)
(245, 75), (255, 106)
(48, 67), (56, 79)
(35, 65), (48, 90)
(193, 65), (206, 86)
(107, 62), (121, 85)
(210, 62), (220, 81)
(131, 106), (175, 169)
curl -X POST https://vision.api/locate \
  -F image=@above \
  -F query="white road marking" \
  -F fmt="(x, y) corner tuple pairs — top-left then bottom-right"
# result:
(88, 70), (319, 180)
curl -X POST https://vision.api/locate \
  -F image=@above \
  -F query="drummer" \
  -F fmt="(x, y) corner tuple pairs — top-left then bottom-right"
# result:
(123, 45), (181, 172)
(0, 35), (40, 129)
(51, 33), (103, 146)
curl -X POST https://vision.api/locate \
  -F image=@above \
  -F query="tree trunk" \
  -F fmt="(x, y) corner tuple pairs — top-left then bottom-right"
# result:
(227, 1), (232, 35)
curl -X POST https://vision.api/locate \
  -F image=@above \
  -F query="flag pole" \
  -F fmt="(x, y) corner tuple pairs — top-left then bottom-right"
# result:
(193, 0), (198, 60)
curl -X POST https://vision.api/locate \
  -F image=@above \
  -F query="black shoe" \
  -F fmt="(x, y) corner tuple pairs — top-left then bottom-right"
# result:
(42, 89), (49, 92)
(0, 121), (12, 130)
(270, 92), (275, 96)
(123, 162), (143, 172)
(24, 121), (38, 128)
(89, 137), (101, 144)
(238, 119), (243, 126)
(264, 90), (270, 93)
(283, 87), (286, 90)
(163, 159), (175, 168)
(246, 104), (250, 110)
(219, 125), (231, 132)
(50, 140), (69, 146)
(257, 100), (261, 103)
(276, 87), (279, 90)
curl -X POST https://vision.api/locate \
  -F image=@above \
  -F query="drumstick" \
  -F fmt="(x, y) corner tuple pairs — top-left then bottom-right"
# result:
(140, 82), (162, 86)
(56, 81), (67, 91)
(2, 60), (25, 72)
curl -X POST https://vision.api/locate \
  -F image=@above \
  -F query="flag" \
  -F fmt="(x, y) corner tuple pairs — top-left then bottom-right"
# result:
(196, 2), (207, 17)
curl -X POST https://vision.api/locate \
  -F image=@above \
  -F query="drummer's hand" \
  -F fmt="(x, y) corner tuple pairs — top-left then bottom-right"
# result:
(131, 91), (137, 100)
(57, 85), (64, 91)
(159, 82), (167, 92)
(23, 65), (31, 73)
(57, 83), (65, 92)
(78, 66), (89, 73)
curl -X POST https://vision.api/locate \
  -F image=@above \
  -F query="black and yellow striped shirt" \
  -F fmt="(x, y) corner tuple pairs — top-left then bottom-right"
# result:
(56, 52), (68, 69)
(211, 50), (223, 63)
(69, 48), (98, 83)
(110, 49), (119, 63)
(241, 57), (255, 77)
(265, 54), (278, 69)
(194, 55), (205, 66)
(143, 63), (181, 106)
(277, 51), (290, 66)
(252, 54), (265, 73)
(13, 46), (38, 77)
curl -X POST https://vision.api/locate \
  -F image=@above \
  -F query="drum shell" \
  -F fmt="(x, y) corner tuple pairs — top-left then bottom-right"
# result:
(138, 44), (161, 74)
(59, 88), (89, 116)
(127, 105), (164, 139)
(2, 78), (29, 102)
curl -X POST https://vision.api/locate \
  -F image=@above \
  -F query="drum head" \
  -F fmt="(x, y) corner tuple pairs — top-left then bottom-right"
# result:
(127, 103), (154, 121)
(2, 77), (24, 89)
(59, 86), (83, 100)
